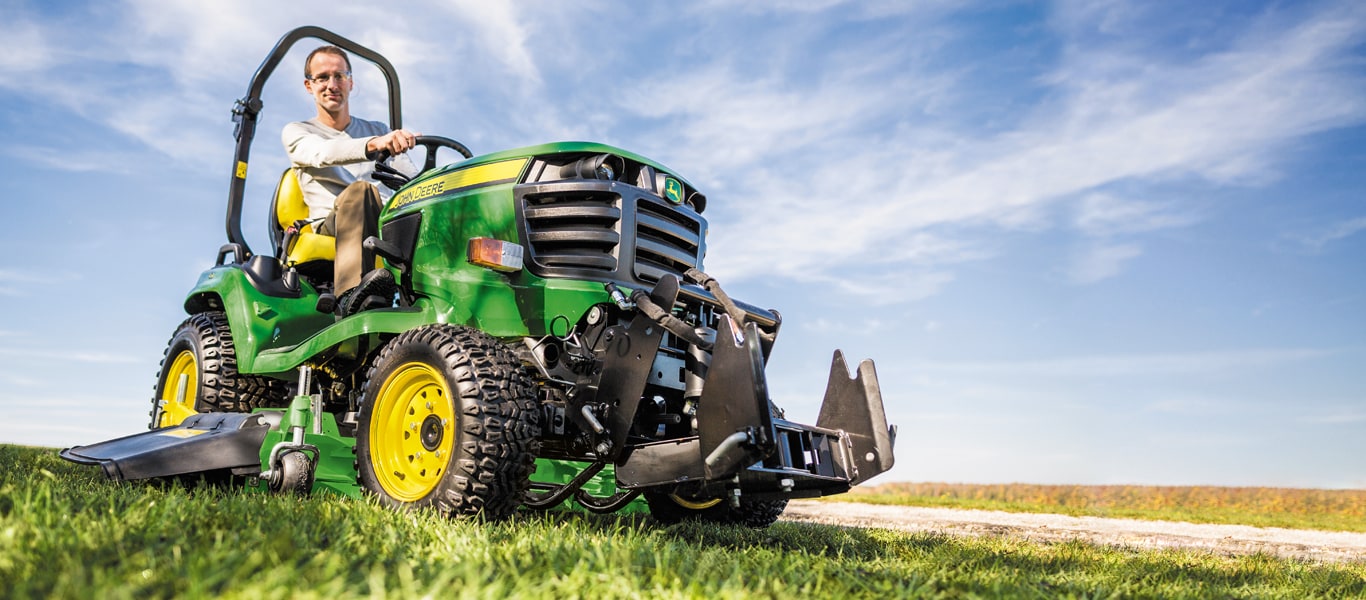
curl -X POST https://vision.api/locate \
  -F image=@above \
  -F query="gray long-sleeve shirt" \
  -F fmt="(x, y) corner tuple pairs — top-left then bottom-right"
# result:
(282, 117), (418, 220)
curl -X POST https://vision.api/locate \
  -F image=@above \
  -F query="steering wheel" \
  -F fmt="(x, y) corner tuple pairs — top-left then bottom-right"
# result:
(372, 135), (473, 190)
(412, 135), (473, 171)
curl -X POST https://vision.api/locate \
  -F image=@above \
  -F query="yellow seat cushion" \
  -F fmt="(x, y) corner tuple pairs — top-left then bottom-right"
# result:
(275, 169), (336, 266)
(289, 231), (337, 264)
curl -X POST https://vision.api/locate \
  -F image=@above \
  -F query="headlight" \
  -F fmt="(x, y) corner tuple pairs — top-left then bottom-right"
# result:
(560, 154), (624, 181)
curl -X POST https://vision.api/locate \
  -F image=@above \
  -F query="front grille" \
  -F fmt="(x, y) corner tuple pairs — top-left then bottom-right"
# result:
(517, 181), (705, 285)
(635, 198), (703, 283)
(522, 192), (622, 272)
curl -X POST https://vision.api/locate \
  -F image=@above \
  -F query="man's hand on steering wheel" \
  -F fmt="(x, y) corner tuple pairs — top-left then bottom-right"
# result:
(367, 128), (422, 158)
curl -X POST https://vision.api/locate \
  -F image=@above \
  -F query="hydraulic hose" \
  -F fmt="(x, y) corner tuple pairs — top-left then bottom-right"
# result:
(685, 268), (747, 327)
(685, 268), (777, 348)
(629, 288), (712, 350)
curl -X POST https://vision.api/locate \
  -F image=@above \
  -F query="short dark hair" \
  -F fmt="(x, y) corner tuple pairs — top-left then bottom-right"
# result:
(304, 45), (352, 78)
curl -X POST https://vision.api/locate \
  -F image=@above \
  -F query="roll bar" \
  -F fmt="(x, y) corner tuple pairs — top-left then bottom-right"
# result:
(226, 26), (403, 257)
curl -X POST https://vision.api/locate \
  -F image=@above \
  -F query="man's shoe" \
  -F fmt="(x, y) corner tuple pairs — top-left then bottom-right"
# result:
(336, 269), (396, 317)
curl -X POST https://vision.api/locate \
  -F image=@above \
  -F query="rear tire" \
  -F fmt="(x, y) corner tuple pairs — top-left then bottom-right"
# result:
(645, 400), (789, 528)
(149, 312), (290, 428)
(645, 492), (788, 528)
(356, 325), (540, 519)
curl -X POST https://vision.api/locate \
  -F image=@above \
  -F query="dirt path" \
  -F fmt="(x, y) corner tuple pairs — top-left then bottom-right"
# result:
(782, 500), (1366, 563)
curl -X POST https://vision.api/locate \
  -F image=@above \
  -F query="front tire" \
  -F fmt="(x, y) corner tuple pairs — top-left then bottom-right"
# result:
(357, 325), (540, 519)
(149, 312), (289, 428)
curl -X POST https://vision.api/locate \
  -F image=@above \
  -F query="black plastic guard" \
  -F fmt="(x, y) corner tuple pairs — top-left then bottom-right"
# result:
(697, 317), (775, 480)
(58, 412), (273, 482)
(816, 351), (896, 486)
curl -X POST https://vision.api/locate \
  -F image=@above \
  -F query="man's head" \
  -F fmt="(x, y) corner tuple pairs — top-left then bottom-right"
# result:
(304, 46), (354, 120)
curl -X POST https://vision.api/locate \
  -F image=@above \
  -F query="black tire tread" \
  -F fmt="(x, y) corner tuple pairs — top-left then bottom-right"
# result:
(645, 492), (788, 528)
(149, 311), (290, 427)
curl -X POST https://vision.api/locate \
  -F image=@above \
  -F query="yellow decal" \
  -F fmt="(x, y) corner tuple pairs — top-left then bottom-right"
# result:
(160, 428), (209, 439)
(389, 158), (529, 210)
(235, 161), (248, 179)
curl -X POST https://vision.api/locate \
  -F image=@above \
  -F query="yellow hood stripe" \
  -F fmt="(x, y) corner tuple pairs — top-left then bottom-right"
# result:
(388, 158), (529, 210)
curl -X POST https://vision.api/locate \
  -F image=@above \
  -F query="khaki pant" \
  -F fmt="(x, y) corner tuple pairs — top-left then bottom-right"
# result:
(317, 181), (382, 293)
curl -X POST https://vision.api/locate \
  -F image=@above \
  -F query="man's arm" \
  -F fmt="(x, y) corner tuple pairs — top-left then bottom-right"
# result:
(282, 121), (371, 168)
(282, 120), (422, 171)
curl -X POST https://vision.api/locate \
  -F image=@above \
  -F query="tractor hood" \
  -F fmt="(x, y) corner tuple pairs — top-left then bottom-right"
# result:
(386, 141), (707, 216)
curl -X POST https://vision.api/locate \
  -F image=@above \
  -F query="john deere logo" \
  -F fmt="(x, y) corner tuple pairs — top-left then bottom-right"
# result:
(663, 177), (684, 204)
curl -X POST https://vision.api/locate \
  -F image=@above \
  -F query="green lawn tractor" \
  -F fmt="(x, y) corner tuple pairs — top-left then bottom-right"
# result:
(61, 27), (896, 527)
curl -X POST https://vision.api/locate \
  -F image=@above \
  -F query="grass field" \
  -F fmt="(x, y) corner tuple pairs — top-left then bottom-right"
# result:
(838, 482), (1366, 533)
(1, 444), (1363, 599)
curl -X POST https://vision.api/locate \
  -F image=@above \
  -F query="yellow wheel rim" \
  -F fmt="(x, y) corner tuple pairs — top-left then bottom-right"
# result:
(670, 494), (722, 510)
(370, 362), (456, 503)
(157, 350), (199, 428)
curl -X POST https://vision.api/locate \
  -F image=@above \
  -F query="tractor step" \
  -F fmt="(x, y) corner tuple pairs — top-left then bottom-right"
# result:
(59, 412), (277, 482)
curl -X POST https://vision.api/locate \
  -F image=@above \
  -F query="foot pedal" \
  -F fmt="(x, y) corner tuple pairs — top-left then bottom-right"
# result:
(315, 293), (336, 313)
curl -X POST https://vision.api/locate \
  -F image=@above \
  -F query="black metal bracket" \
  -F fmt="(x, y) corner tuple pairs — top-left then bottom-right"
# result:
(231, 97), (263, 141)
(597, 275), (676, 459)
(697, 317), (776, 480)
(815, 351), (896, 486)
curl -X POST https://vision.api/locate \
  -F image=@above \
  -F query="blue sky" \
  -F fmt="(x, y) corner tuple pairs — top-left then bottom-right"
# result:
(1, 0), (1363, 489)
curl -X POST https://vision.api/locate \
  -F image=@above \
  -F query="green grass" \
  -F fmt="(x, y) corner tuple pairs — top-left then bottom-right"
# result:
(835, 483), (1366, 533)
(2, 444), (1363, 599)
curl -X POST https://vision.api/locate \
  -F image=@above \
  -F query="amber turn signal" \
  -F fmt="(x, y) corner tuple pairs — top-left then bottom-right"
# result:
(467, 237), (524, 272)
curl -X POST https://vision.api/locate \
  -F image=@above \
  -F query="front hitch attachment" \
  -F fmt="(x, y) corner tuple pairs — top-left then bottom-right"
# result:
(817, 352), (896, 486)
(616, 281), (896, 496)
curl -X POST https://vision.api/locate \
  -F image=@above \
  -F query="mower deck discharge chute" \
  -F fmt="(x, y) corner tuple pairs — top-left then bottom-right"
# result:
(59, 412), (274, 482)
(61, 26), (897, 526)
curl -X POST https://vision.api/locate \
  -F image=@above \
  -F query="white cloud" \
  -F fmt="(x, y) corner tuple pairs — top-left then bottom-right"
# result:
(0, 19), (55, 75)
(693, 0), (956, 19)
(618, 65), (897, 183)
(0, 1), (579, 176)
(1067, 241), (1141, 284)
(435, 1), (542, 86)
(1290, 216), (1366, 251)
(3, 147), (140, 175)
(1073, 192), (1197, 237)
(640, 2), (1366, 297)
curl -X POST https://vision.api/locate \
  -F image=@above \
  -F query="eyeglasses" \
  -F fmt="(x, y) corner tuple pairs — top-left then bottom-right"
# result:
(306, 71), (352, 84)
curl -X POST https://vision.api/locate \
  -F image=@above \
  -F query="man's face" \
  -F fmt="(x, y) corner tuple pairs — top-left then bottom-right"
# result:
(304, 52), (352, 115)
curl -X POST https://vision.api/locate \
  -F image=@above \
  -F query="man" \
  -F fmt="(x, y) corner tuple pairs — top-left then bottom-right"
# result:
(282, 45), (420, 316)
